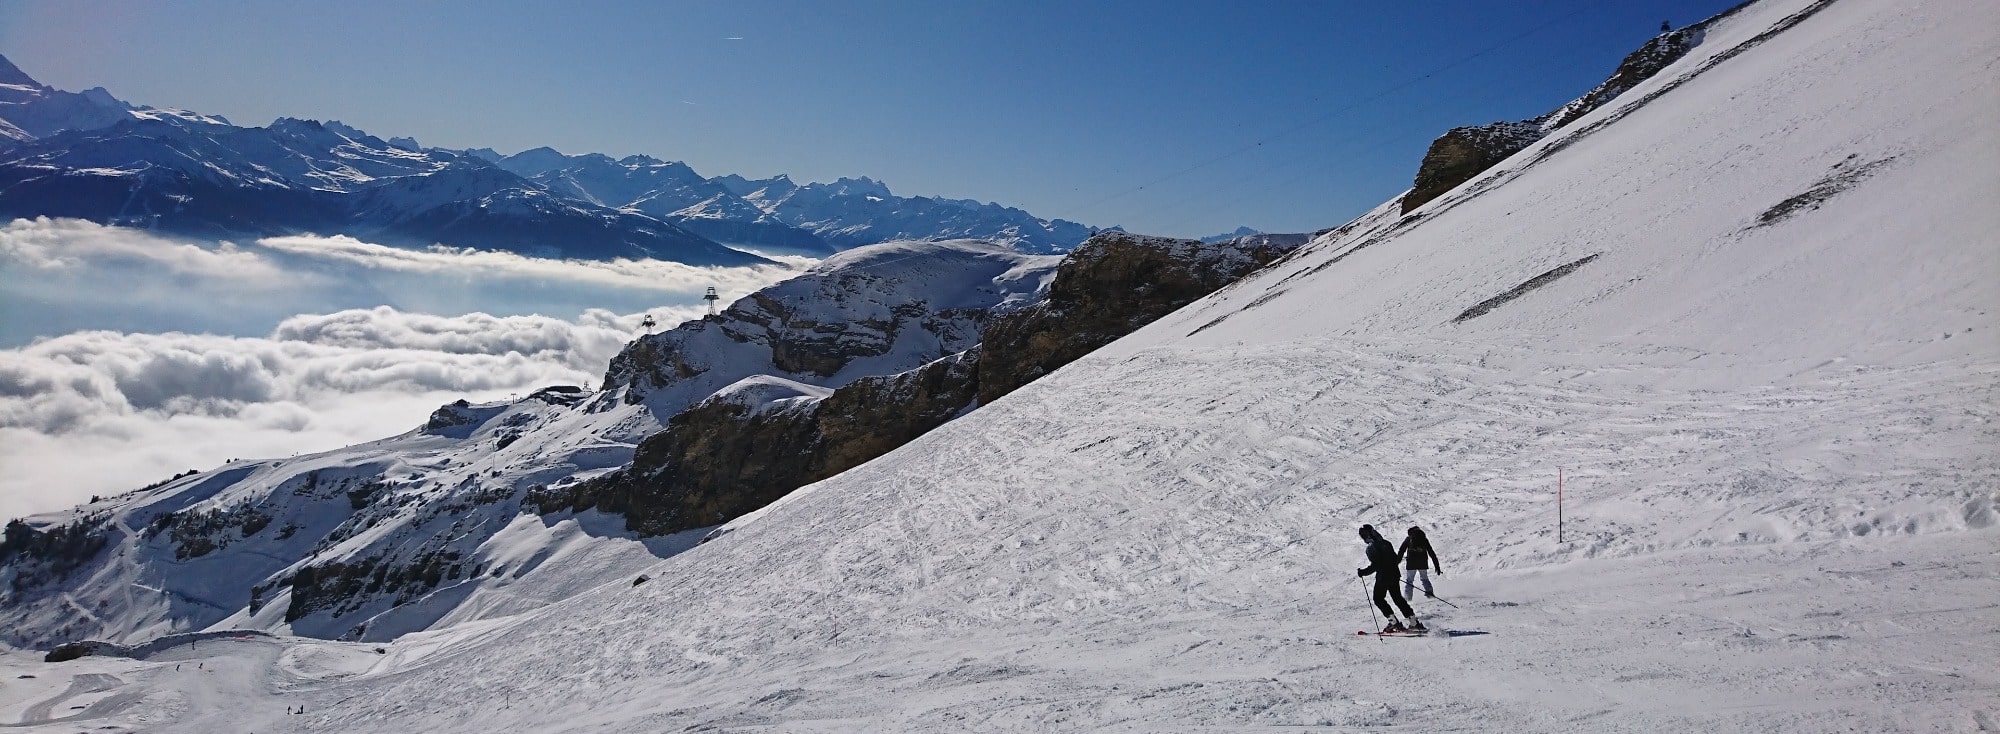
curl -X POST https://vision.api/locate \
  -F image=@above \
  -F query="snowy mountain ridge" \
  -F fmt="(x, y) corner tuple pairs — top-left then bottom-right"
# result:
(0, 98), (766, 265)
(0, 54), (1114, 261)
(491, 148), (1100, 256)
(3, 0), (1996, 730)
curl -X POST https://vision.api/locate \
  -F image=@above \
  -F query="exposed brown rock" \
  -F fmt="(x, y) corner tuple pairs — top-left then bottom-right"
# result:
(811, 349), (981, 478)
(1400, 27), (1704, 214)
(536, 394), (823, 536)
(978, 232), (1302, 404)
(549, 231), (1306, 537)
(1401, 122), (1544, 215)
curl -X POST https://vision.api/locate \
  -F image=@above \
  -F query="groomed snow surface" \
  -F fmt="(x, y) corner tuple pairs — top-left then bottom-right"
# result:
(4, 0), (1998, 730)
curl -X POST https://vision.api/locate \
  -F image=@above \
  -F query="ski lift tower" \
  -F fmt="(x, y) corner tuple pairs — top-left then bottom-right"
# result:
(704, 286), (720, 315)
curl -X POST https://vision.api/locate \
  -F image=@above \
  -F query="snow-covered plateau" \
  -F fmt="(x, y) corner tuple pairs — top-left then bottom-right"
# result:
(2, 0), (1997, 731)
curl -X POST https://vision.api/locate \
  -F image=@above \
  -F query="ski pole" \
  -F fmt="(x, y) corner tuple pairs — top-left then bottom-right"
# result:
(1359, 575), (1381, 636)
(1427, 594), (1461, 609)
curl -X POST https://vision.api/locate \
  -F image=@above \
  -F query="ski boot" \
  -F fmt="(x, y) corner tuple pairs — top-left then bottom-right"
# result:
(1407, 618), (1427, 632)
(1382, 621), (1408, 634)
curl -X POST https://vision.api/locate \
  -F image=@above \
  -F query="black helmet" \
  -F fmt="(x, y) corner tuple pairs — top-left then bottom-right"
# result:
(1358, 524), (1378, 540)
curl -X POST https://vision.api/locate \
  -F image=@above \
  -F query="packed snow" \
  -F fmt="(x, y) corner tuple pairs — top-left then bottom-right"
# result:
(2, 0), (1996, 731)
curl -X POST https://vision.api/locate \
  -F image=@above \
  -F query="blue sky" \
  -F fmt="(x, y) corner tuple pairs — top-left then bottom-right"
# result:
(2, 0), (1742, 238)
(1, 0), (1750, 517)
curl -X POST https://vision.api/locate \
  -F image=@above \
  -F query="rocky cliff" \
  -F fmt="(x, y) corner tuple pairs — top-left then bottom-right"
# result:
(551, 231), (1309, 538)
(979, 232), (1309, 403)
(1400, 24), (1714, 214)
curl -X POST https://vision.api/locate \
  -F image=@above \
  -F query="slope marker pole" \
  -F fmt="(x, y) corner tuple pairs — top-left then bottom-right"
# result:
(1558, 466), (1564, 544)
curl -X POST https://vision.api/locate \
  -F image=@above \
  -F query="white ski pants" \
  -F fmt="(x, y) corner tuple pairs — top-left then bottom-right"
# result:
(1403, 569), (1433, 598)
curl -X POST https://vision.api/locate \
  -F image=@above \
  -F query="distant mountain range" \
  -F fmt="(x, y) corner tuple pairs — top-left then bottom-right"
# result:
(0, 53), (1105, 264)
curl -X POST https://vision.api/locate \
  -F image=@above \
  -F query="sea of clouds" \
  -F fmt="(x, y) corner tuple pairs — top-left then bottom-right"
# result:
(0, 218), (811, 519)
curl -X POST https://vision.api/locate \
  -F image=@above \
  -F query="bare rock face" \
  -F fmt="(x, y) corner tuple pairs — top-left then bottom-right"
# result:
(542, 351), (981, 537)
(810, 349), (982, 477)
(978, 232), (1304, 404)
(551, 231), (1308, 538)
(590, 396), (825, 536)
(1401, 121), (1545, 215)
(601, 333), (711, 404)
(1544, 28), (1703, 131)
(1400, 27), (1704, 214)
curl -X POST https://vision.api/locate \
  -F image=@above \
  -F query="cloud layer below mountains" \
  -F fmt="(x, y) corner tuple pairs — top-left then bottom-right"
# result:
(0, 218), (810, 520)
(0, 218), (811, 346)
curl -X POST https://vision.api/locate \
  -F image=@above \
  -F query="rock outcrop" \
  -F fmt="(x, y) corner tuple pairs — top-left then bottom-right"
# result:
(541, 351), (983, 536)
(978, 232), (1308, 404)
(552, 231), (1308, 537)
(1400, 26), (1707, 214)
(1402, 121), (1546, 216)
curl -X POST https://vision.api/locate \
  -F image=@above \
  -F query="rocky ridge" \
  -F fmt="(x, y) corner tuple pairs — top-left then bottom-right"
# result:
(540, 231), (1310, 538)
(1401, 18), (1726, 213)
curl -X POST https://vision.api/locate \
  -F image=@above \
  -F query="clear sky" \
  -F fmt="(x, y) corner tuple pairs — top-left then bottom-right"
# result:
(1, 0), (1743, 238)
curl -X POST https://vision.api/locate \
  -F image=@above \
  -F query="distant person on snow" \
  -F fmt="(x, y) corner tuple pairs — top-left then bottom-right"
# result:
(1399, 526), (1442, 599)
(1357, 524), (1423, 632)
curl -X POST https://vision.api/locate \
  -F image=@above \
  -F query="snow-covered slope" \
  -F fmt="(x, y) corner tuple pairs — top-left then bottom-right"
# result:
(6, 0), (1997, 731)
(0, 240), (1058, 647)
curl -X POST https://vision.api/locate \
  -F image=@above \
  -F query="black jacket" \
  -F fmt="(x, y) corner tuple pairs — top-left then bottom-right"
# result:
(1359, 537), (1400, 578)
(1399, 536), (1440, 571)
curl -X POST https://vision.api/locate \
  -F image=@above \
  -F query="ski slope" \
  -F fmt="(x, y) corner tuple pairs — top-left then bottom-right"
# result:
(4, 0), (1997, 730)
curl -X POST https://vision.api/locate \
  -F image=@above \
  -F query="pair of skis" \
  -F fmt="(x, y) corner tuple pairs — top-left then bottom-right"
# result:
(1360, 628), (1430, 637)
(1356, 575), (1461, 637)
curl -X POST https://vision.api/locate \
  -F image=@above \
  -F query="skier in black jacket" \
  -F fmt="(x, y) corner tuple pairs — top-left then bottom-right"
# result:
(1357, 524), (1422, 632)
(1399, 526), (1442, 599)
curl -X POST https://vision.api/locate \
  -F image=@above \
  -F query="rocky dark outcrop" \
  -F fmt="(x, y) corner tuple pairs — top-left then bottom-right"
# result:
(1544, 28), (1704, 131)
(601, 330), (710, 404)
(1400, 26), (1705, 214)
(812, 349), (983, 477)
(2, 517), (109, 595)
(979, 232), (1304, 404)
(534, 394), (823, 535)
(555, 232), (1306, 537)
(1402, 121), (1545, 216)
(543, 351), (982, 536)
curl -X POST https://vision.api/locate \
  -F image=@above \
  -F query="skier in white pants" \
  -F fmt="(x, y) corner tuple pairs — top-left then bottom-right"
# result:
(1399, 526), (1442, 598)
